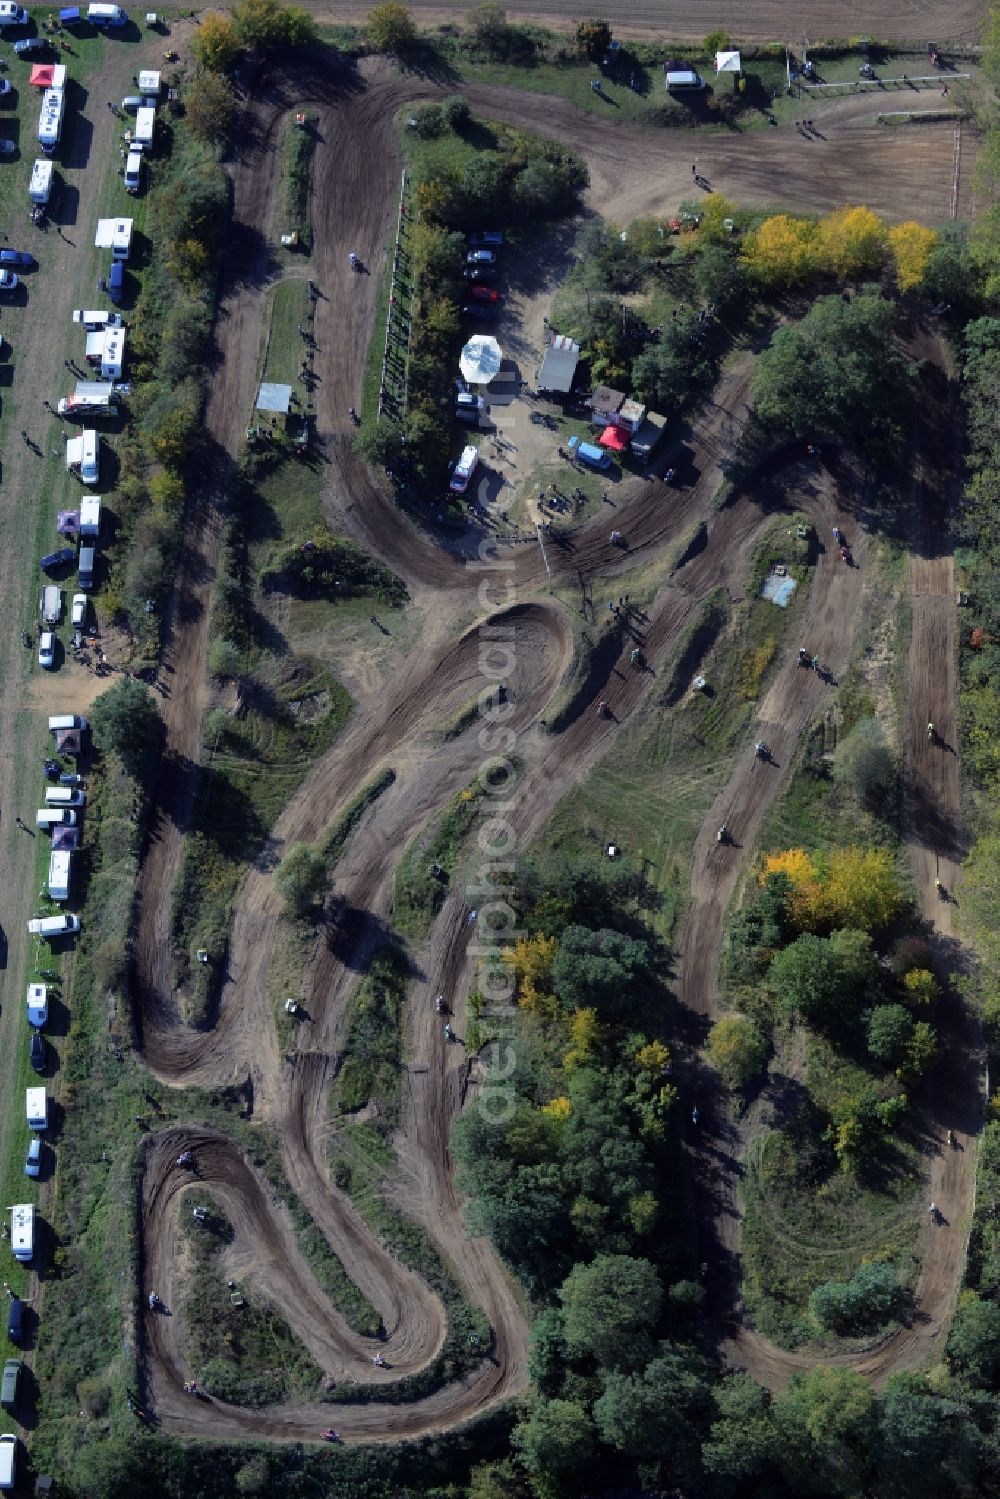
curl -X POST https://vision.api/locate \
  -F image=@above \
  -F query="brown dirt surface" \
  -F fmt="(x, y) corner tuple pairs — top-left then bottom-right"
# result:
(129, 50), (981, 1440)
(313, 1), (987, 46)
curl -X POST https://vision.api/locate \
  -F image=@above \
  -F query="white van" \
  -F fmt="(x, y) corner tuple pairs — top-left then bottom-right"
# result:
(133, 105), (155, 152)
(36, 808), (76, 828)
(88, 2), (128, 23)
(45, 787), (85, 807)
(66, 429), (99, 484)
(9, 1206), (33, 1265)
(27, 913), (80, 937)
(124, 148), (142, 192)
(26, 1087), (47, 1132)
(29, 157), (53, 205)
(48, 713), (88, 731)
(665, 66), (705, 91)
(0, 1431), (16, 1490)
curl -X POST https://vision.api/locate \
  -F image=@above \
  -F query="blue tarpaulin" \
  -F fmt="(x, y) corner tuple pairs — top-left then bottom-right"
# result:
(60, 8), (81, 21)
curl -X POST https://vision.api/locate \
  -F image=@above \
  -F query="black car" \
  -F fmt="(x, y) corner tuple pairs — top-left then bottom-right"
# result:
(461, 304), (497, 322)
(462, 265), (497, 282)
(13, 37), (50, 56)
(28, 1031), (45, 1075)
(6, 1299), (22, 1347)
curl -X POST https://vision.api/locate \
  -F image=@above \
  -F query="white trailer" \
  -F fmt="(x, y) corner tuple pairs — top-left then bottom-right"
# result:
(25, 1087), (47, 1132)
(94, 216), (133, 261)
(28, 158), (53, 205)
(38, 585), (62, 623)
(37, 87), (65, 154)
(72, 309), (121, 329)
(10, 1206), (33, 1264)
(133, 105), (155, 152)
(79, 494), (102, 536)
(58, 382), (119, 417)
(48, 849), (72, 901)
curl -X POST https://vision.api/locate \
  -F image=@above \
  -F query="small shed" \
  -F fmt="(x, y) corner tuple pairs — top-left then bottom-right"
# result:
(137, 68), (161, 96)
(716, 49), (742, 74)
(537, 333), (580, 394)
(256, 383), (292, 424)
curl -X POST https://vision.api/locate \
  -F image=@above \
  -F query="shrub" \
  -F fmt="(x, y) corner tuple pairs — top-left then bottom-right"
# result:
(707, 1013), (769, 1089)
(367, 1), (416, 52)
(208, 638), (242, 681)
(809, 1262), (905, 1333)
(409, 102), (445, 137)
(441, 94), (472, 131)
(832, 717), (896, 810)
(274, 843), (327, 918)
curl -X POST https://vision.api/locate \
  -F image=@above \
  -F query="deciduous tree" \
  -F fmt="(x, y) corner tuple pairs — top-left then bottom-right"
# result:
(741, 214), (819, 288)
(558, 1253), (662, 1369)
(818, 204), (888, 277)
(367, 1), (416, 53)
(274, 843), (327, 918)
(707, 1013), (768, 1088)
(192, 11), (240, 71)
(91, 678), (161, 779)
(888, 221), (939, 292)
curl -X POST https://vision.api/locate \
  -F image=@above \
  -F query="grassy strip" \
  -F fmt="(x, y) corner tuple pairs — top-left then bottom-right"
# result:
(179, 1199), (326, 1407)
(328, 1122), (492, 1405)
(332, 951), (405, 1125)
(282, 114), (317, 251)
(392, 775), (497, 940)
(432, 691), (481, 744)
(321, 767), (397, 868)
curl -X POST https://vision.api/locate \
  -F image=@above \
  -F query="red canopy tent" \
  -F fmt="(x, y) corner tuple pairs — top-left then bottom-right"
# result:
(599, 424), (630, 452)
(30, 64), (57, 88)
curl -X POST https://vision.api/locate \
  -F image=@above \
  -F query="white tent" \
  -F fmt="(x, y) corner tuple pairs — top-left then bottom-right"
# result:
(716, 49), (742, 73)
(460, 335), (502, 386)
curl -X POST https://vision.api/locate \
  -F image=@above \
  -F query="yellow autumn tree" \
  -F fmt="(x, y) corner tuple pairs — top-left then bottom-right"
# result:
(824, 847), (902, 931)
(698, 193), (738, 243)
(503, 934), (559, 1010)
(817, 205), (887, 278)
(760, 847), (829, 930)
(563, 1007), (606, 1072)
(888, 221), (938, 292)
(761, 848), (816, 888)
(741, 215), (819, 288)
(542, 1095), (572, 1121)
(903, 967), (940, 1007)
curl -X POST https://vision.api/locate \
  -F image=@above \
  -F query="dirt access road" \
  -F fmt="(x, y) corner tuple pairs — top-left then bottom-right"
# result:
(313, 0), (986, 46)
(132, 52), (978, 1440)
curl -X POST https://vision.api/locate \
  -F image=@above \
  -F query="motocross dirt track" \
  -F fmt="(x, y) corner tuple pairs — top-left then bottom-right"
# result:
(134, 52), (977, 1440)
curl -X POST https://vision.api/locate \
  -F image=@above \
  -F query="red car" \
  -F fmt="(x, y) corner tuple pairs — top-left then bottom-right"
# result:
(469, 284), (500, 304)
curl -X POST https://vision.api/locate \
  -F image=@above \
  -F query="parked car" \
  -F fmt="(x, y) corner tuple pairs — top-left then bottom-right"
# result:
(71, 592), (86, 627)
(469, 284), (500, 304)
(467, 231), (503, 247)
(28, 1032), (45, 1075)
(456, 392), (485, 424)
(6, 1299), (23, 1346)
(40, 548), (75, 572)
(461, 304), (497, 322)
(0, 139), (15, 157)
(0, 79), (11, 97)
(37, 631), (55, 669)
(463, 264), (496, 282)
(0, 3), (29, 24)
(0, 249), (33, 267)
(26, 985), (47, 1028)
(23, 1139), (40, 1179)
(465, 249), (496, 265)
(0, 269), (18, 291)
(13, 36), (48, 54)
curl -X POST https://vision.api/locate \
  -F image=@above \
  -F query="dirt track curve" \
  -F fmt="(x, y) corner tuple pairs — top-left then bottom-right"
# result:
(131, 52), (980, 1439)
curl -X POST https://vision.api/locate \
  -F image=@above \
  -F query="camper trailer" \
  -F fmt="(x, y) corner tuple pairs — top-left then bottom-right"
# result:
(133, 105), (155, 151)
(79, 494), (101, 535)
(37, 86), (65, 153)
(9, 1206), (33, 1265)
(48, 849), (72, 901)
(28, 157), (53, 205)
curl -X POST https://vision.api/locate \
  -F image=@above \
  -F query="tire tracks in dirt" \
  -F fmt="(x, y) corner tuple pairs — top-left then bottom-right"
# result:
(133, 53), (978, 1436)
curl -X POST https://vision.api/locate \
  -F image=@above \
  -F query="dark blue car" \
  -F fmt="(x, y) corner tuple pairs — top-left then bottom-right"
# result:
(40, 548), (75, 573)
(0, 250), (34, 268)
